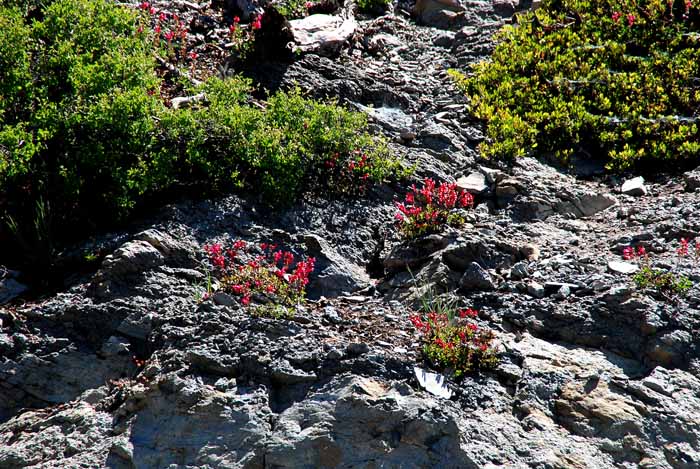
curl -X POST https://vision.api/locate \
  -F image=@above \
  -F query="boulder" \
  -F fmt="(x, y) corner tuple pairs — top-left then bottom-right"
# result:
(621, 176), (647, 196)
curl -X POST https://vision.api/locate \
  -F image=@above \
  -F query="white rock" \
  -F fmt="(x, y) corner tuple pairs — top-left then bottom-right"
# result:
(456, 172), (488, 194)
(621, 176), (647, 196)
(608, 260), (639, 274)
(289, 15), (357, 56)
(414, 366), (452, 399)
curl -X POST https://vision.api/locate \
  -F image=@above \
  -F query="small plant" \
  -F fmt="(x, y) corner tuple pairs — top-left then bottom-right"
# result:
(622, 240), (694, 299)
(203, 240), (315, 318)
(395, 178), (473, 239)
(228, 14), (263, 60)
(410, 308), (498, 378)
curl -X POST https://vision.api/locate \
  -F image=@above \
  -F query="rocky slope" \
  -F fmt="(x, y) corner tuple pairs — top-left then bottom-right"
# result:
(2, 0), (700, 468)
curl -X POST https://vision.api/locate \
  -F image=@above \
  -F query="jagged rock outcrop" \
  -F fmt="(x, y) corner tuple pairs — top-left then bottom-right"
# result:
(2, 0), (700, 467)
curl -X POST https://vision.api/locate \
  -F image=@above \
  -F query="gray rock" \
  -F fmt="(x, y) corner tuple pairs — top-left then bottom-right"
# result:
(527, 281), (545, 298)
(460, 262), (496, 290)
(212, 291), (236, 306)
(346, 342), (370, 355)
(621, 176), (647, 196)
(684, 168), (700, 192)
(554, 285), (571, 299)
(432, 31), (455, 48)
(510, 261), (530, 279)
(0, 278), (28, 305)
(414, 0), (465, 29)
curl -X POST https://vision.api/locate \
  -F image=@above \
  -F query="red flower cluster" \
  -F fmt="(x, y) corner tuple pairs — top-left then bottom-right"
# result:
(395, 178), (474, 239)
(622, 245), (646, 260)
(203, 240), (315, 309)
(409, 309), (497, 377)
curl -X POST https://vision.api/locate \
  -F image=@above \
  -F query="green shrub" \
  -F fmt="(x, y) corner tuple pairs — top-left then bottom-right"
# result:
(451, 0), (700, 170)
(0, 0), (407, 270)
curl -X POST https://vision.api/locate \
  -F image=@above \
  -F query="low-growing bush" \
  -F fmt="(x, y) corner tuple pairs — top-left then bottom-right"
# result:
(450, 0), (700, 170)
(0, 0), (406, 270)
(395, 178), (473, 239)
(203, 240), (315, 318)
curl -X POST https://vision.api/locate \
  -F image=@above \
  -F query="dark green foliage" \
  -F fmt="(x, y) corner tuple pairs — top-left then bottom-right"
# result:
(357, 0), (391, 15)
(0, 0), (406, 270)
(633, 265), (692, 296)
(451, 0), (700, 169)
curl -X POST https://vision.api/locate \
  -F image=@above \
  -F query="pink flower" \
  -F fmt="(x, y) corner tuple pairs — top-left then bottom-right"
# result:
(241, 295), (251, 305)
(233, 16), (240, 23)
(678, 238), (689, 257)
(164, 30), (175, 41)
(159, 12), (167, 22)
(229, 24), (237, 33)
(139, 1), (150, 10)
(459, 308), (478, 318)
(188, 51), (198, 60)
(305, 1), (313, 7)
(622, 246), (635, 260)
(154, 25), (161, 34)
(627, 13), (635, 26)
(612, 11), (622, 22)
(636, 245), (646, 257)
(252, 15), (262, 30)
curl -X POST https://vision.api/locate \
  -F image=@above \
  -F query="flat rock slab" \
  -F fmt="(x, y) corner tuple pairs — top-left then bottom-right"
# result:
(456, 172), (488, 194)
(290, 14), (357, 56)
(608, 260), (639, 274)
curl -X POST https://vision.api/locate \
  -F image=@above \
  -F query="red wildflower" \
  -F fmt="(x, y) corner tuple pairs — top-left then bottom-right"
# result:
(678, 238), (689, 257)
(622, 246), (635, 260)
(468, 323), (478, 332)
(252, 14), (262, 30)
(459, 308), (478, 318)
(233, 16), (240, 23)
(627, 13), (635, 26)
(612, 11), (622, 22)
(241, 295), (251, 305)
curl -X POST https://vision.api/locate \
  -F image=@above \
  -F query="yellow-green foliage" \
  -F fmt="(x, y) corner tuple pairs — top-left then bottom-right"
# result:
(451, 0), (700, 169)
